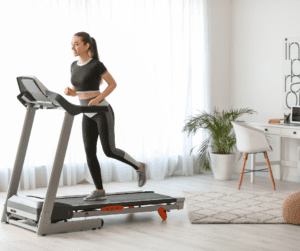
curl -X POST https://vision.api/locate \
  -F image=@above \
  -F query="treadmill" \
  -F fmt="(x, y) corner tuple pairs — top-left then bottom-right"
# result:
(1, 76), (185, 236)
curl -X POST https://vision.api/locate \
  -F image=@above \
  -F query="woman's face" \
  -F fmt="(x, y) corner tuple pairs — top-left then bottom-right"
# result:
(71, 36), (90, 57)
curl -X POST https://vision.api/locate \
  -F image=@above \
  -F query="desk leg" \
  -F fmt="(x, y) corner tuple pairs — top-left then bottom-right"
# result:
(279, 137), (283, 181)
(250, 154), (255, 183)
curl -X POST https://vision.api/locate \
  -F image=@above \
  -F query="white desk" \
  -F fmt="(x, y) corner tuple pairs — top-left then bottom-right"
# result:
(246, 122), (300, 183)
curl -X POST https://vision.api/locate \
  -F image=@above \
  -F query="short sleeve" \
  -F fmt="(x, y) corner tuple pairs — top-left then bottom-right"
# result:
(71, 61), (76, 74)
(97, 61), (107, 76)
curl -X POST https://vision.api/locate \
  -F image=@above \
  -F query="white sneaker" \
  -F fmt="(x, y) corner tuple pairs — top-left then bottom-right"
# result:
(137, 163), (147, 187)
(83, 190), (106, 201)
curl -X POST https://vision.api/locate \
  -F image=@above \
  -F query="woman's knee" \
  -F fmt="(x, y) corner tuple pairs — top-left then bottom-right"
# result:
(103, 148), (115, 158)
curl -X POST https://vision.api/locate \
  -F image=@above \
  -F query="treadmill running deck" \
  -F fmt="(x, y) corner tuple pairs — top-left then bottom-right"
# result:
(55, 192), (178, 211)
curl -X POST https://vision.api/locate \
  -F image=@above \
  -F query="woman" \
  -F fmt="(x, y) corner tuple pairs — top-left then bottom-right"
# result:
(65, 32), (147, 201)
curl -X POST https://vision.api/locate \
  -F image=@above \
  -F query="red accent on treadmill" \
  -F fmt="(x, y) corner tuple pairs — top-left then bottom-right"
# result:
(101, 205), (125, 211)
(158, 207), (167, 220)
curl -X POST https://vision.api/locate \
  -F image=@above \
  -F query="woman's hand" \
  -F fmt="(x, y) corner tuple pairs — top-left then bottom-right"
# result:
(88, 98), (100, 106)
(64, 87), (76, 96)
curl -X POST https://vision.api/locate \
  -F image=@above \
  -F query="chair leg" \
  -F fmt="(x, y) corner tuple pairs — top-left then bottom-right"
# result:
(238, 153), (248, 190)
(264, 152), (276, 190)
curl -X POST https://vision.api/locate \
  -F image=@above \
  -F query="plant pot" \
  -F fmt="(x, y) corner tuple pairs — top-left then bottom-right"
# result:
(209, 152), (237, 180)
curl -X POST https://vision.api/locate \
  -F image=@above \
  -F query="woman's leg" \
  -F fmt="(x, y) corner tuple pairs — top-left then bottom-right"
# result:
(91, 105), (141, 171)
(82, 114), (104, 190)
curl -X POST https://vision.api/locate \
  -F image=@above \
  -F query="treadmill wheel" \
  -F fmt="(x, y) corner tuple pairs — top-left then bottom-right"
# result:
(158, 207), (167, 220)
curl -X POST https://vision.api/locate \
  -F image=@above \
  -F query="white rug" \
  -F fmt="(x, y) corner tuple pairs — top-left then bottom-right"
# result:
(183, 190), (297, 224)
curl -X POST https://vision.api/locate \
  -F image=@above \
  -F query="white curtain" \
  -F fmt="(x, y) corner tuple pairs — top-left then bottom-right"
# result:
(0, 0), (211, 192)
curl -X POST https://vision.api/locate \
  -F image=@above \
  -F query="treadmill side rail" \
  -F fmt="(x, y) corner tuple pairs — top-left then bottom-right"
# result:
(38, 190), (154, 200)
(72, 202), (183, 218)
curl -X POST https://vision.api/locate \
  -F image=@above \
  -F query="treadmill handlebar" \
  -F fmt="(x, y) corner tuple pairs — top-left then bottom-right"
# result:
(45, 90), (109, 116)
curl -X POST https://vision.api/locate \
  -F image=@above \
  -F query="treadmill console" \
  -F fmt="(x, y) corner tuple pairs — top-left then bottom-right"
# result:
(17, 76), (62, 110)
(16, 76), (109, 116)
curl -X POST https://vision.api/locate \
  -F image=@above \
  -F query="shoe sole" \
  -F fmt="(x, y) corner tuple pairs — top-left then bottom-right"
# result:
(83, 196), (107, 201)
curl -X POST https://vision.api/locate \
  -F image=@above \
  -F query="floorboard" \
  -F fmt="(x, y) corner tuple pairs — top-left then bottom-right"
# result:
(0, 173), (299, 251)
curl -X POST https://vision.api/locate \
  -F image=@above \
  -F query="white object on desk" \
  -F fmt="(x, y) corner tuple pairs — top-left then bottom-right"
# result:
(247, 122), (300, 183)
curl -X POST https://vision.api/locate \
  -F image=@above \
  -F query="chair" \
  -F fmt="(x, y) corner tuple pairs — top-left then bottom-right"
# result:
(231, 121), (276, 190)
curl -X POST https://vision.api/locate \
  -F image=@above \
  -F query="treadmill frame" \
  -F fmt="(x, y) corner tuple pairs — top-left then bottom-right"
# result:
(7, 191), (184, 236)
(1, 104), (81, 235)
(1, 104), (185, 236)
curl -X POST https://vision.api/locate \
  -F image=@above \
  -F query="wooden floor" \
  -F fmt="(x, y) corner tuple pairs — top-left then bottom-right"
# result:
(0, 173), (299, 251)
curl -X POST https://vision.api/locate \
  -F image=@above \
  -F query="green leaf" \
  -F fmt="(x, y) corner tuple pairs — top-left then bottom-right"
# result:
(182, 107), (257, 171)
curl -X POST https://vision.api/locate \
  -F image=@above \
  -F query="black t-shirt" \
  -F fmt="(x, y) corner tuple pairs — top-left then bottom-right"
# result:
(71, 58), (107, 92)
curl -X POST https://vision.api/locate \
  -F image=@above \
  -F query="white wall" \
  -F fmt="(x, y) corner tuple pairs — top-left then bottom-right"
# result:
(208, 0), (232, 112)
(208, 0), (300, 183)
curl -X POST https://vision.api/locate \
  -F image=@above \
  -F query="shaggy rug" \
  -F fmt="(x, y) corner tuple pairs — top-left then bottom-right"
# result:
(183, 190), (297, 224)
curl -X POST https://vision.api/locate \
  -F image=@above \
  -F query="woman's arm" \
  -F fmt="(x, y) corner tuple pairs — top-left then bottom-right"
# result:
(94, 71), (117, 102)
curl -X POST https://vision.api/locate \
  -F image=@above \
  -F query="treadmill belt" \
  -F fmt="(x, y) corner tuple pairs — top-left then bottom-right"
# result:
(55, 192), (177, 211)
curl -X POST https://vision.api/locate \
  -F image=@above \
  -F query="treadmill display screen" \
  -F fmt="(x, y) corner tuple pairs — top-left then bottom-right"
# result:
(21, 79), (49, 102)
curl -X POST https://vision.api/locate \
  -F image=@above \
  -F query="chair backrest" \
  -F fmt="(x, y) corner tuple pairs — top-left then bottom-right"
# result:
(231, 122), (272, 153)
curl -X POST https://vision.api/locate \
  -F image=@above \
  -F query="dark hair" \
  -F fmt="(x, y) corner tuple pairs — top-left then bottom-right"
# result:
(74, 31), (99, 61)
(74, 31), (103, 84)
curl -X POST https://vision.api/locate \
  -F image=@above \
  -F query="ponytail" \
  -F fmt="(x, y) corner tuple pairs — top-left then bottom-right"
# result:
(90, 37), (99, 61)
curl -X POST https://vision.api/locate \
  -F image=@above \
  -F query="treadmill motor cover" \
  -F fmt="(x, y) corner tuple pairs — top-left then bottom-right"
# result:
(7, 195), (73, 221)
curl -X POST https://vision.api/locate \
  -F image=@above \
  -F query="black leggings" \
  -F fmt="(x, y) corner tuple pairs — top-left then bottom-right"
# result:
(82, 101), (140, 190)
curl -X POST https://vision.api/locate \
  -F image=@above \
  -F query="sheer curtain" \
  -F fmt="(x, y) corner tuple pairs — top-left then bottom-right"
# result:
(0, 0), (211, 192)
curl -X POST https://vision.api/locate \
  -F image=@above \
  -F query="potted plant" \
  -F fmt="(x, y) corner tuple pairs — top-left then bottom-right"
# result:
(182, 107), (257, 180)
